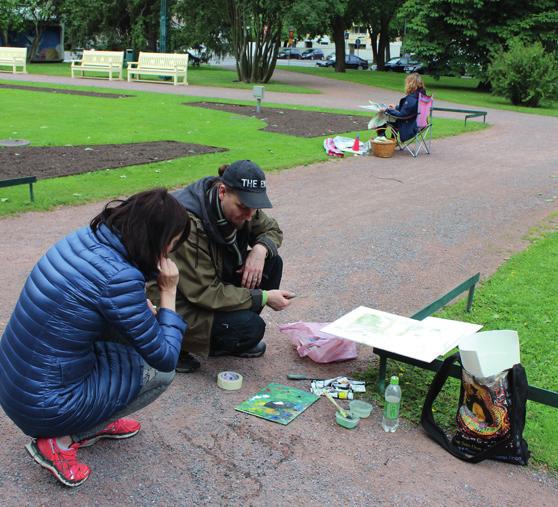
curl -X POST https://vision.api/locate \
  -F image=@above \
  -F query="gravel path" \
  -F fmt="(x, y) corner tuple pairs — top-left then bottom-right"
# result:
(1, 71), (557, 505)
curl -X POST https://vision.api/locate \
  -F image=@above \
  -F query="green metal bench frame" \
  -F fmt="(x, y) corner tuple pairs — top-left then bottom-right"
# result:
(375, 272), (558, 408)
(0, 176), (36, 202)
(432, 107), (487, 126)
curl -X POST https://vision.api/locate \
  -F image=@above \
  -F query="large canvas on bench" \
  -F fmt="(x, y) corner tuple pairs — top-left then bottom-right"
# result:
(321, 306), (482, 363)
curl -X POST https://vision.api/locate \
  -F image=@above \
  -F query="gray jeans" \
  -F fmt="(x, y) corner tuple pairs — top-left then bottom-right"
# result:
(72, 361), (175, 442)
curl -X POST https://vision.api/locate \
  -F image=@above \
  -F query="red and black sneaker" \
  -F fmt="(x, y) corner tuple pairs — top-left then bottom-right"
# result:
(25, 438), (90, 487)
(74, 418), (141, 448)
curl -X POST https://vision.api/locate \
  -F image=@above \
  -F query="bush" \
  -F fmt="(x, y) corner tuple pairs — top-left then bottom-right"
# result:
(488, 40), (558, 107)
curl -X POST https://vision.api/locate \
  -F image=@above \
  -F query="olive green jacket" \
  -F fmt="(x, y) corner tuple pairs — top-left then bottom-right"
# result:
(149, 209), (282, 356)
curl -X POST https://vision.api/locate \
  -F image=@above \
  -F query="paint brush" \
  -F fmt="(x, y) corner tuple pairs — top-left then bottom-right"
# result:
(323, 391), (349, 418)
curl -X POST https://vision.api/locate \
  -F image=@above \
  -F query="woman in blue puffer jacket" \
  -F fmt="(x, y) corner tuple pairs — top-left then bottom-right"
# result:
(0, 188), (190, 487)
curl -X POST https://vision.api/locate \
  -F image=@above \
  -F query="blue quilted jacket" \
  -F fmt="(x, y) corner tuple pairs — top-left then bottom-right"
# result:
(0, 225), (187, 437)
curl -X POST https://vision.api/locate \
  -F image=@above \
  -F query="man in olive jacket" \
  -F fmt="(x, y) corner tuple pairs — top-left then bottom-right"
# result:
(158, 160), (293, 372)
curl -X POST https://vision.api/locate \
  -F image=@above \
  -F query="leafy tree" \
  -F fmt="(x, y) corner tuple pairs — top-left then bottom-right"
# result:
(287, 0), (352, 72)
(20, 0), (57, 61)
(399, 0), (558, 86)
(174, 0), (292, 83)
(351, 0), (403, 67)
(0, 0), (25, 46)
(488, 39), (558, 106)
(58, 0), (161, 51)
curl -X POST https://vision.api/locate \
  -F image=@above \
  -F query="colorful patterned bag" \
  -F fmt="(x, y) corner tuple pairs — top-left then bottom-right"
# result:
(421, 352), (530, 465)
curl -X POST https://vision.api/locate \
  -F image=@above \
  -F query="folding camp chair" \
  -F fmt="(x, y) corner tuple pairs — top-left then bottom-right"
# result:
(396, 93), (433, 157)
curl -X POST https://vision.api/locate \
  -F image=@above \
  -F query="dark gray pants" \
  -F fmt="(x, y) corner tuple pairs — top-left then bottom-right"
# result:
(72, 361), (174, 441)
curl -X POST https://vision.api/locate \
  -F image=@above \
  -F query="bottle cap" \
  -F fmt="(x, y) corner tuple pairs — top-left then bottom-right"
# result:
(390, 375), (399, 385)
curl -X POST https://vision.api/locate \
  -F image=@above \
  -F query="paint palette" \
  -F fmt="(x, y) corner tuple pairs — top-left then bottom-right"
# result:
(235, 383), (319, 425)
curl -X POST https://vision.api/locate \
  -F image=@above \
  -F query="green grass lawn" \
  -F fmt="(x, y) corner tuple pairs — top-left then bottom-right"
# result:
(27, 62), (320, 94)
(0, 80), (486, 216)
(359, 217), (558, 471)
(284, 67), (558, 117)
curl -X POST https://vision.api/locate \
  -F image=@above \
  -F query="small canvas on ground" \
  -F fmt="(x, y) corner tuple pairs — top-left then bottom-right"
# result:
(235, 383), (319, 425)
(321, 306), (482, 363)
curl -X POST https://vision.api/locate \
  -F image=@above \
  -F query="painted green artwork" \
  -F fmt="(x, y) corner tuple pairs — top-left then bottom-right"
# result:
(235, 383), (320, 425)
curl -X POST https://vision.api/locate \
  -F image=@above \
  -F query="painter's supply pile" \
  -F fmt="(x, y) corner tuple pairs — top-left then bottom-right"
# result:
(310, 376), (366, 400)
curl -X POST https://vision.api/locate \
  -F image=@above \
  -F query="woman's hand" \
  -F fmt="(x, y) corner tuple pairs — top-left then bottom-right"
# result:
(157, 256), (179, 311)
(388, 103), (395, 109)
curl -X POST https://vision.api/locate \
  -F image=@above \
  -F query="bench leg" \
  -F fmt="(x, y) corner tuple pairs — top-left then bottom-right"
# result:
(29, 183), (35, 202)
(466, 283), (476, 312)
(377, 354), (387, 394)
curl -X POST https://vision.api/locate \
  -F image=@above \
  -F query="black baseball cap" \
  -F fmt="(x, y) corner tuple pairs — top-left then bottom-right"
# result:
(221, 160), (272, 209)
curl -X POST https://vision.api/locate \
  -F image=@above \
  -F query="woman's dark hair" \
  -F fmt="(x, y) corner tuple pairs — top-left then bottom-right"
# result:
(90, 188), (190, 276)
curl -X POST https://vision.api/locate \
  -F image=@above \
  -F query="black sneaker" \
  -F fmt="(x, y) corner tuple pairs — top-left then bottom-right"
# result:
(175, 352), (201, 373)
(212, 341), (266, 358)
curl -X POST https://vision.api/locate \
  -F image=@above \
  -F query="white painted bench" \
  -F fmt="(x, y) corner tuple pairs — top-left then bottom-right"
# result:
(71, 50), (124, 80)
(127, 52), (188, 85)
(0, 47), (27, 74)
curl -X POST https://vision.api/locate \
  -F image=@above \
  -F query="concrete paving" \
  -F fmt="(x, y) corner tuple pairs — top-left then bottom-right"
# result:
(0, 70), (558, 505)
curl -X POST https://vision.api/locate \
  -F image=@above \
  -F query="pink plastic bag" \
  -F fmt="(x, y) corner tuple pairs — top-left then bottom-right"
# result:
(279, 322), (358, 363)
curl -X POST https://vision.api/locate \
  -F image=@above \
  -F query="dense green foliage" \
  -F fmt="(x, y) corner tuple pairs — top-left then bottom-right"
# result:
(400, 0), (558, 87)
(488, 40), (558, 107)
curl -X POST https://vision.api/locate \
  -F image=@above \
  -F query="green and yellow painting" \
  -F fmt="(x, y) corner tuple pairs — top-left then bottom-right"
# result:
(235, 383), (319, 425)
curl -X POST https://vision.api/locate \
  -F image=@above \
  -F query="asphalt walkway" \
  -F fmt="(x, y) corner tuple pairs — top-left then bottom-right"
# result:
(0, 70), (557, 505)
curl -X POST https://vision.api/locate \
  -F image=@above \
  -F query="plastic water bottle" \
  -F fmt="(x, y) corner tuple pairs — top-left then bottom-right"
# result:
(382, 376), (401, 432)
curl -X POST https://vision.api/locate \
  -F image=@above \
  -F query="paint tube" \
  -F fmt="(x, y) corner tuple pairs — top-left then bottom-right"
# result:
(328, 390), (354, 400)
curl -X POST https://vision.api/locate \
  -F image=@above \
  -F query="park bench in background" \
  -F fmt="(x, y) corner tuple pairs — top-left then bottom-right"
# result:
(0, 176), (36, 202)
(375, 272), (558, 409)
(71, 50), (124, 81)
(127, 52), (188, 85)
(0, 47), (27, 74)
(432, 107), (487, 126)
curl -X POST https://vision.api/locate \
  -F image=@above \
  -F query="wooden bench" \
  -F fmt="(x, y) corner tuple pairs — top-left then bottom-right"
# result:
(0, 176), (36, 202)
(71, 50), (124, 81)
(127, 52), (188, 85)
(375, 272), (558, 409)
(0, 47), (27, 74)
(432, 107), (487, 126)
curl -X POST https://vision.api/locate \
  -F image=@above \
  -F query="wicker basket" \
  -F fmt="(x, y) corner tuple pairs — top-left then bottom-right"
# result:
(372, 139), (396, 158)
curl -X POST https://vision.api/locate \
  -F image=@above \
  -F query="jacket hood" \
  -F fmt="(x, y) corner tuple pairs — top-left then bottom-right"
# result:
(172, 177), (226, 244)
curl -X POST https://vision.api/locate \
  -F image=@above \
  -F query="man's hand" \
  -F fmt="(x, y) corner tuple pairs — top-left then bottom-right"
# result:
(239, 244), (267, 289)
(266, 289), (296, 311)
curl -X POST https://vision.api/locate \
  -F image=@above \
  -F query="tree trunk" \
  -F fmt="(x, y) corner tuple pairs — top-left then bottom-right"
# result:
(29, 23), (43, 62)
(332, 15), (345, 73)
(477, 79), (492, 92)
(368, 28), (378, 64)
(227, 1), (282, 84)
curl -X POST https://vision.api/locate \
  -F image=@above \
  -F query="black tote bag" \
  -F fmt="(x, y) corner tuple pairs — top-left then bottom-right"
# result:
(421, 352), (530, 465)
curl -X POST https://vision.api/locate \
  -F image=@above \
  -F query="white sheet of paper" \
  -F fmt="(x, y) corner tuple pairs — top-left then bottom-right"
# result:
(321, 306), (482, 363)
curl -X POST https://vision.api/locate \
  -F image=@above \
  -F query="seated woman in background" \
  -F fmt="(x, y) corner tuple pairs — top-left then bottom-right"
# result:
(0, 188), (190, 487)
(381, 72), (427, 142)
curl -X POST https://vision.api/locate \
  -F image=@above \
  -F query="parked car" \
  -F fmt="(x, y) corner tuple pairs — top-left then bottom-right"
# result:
(301, 48), (324, 60)
(316, 54), (369, 69)
(404, 61), (426, 74)
(381, 56), (420, 72)
(277, 48), (302, 59)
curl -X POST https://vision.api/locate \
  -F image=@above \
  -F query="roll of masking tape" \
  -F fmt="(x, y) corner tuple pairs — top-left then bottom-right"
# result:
(217, 371), (243, 391)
